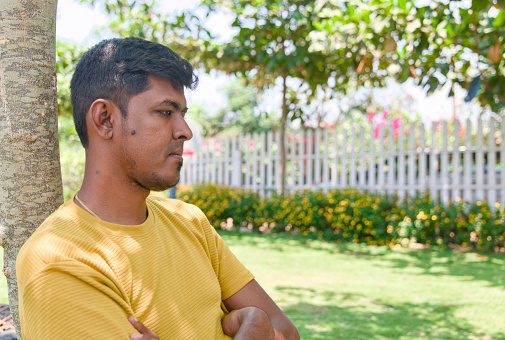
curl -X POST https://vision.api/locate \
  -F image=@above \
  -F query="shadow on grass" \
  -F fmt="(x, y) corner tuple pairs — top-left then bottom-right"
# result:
(372, 249), (505, 288)
(220, 231), (505, 288)
(276, 286), (503, 340)
(219, 230), (382, 255)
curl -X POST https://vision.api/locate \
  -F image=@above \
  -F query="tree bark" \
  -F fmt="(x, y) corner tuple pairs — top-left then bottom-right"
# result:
(0, 0), (63, 337)
(277, 73), (287, 196)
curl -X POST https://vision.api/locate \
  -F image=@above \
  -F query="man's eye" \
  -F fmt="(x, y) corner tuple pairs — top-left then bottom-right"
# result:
(160, 110), (173, 116)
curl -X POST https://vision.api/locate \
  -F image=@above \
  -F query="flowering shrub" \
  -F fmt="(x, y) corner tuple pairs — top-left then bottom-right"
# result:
(177, 184), (505, 253)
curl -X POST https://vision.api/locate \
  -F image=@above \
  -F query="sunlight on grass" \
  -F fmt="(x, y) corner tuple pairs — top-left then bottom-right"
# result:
(221, 231), (505, 340)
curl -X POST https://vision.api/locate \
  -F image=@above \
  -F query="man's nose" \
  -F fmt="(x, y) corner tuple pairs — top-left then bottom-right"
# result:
(173, 114), (193, 141)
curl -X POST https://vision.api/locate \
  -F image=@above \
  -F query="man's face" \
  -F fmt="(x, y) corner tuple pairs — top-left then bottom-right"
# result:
(116, 75), (193, 192)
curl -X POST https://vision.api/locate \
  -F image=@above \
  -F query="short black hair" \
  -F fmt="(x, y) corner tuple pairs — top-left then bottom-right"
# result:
(70, 37), (198, 148)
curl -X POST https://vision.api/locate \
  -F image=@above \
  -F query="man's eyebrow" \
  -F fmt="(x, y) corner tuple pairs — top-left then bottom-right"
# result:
(155, 99), (188, 113)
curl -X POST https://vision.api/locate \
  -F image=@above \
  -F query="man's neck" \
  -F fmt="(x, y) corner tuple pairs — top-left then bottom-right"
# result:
(76, 165), (150, 226)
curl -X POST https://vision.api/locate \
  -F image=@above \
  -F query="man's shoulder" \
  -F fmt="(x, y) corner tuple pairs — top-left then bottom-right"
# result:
(147, 196), (205, 220)
(16, 200), (85, 282)
(17, 199), (99, 264)
(147, 196), (215, 238)
(30, 199), (85, 238)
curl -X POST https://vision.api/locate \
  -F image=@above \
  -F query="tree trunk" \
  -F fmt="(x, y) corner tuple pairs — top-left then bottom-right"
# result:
(277, 73), (287, 195)
(0, 0), (63, 337)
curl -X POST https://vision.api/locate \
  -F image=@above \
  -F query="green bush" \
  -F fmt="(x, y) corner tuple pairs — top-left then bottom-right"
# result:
(177, 184), (505, 253)
(59, 115), (85, 201)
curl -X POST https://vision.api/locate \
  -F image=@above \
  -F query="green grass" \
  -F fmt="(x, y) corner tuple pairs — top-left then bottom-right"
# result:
(220, 231), (505, 340)
(2, 234), (504, 339)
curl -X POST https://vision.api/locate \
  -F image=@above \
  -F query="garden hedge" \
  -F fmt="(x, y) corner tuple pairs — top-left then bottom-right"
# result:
(176, 184), (505, 253)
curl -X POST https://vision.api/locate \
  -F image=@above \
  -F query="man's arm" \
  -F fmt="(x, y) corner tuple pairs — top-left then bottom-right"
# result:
(222, 279), (300, 340)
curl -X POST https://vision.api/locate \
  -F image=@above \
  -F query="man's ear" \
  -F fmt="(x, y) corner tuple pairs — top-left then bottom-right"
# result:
(89, 99), (117, 140)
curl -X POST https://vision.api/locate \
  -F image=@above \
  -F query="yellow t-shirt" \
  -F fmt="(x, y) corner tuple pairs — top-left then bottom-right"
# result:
(16, 196), (254, 339)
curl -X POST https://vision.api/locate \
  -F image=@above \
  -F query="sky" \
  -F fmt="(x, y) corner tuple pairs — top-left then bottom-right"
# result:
(55, 0), (481, 126)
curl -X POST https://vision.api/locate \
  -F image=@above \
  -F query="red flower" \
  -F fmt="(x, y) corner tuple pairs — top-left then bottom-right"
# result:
(374, 121), (387, 138)
(368, 110), (376, 121)
(392, 117), (401, 129)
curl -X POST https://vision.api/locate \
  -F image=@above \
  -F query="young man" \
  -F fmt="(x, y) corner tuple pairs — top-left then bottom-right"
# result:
(16, 38), (299, 340)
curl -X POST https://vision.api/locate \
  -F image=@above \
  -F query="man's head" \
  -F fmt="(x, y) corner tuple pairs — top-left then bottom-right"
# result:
(70, 37), (198, 148)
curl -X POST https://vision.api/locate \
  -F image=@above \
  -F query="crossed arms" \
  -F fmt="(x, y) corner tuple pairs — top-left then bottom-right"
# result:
(129, 279), (299, 340)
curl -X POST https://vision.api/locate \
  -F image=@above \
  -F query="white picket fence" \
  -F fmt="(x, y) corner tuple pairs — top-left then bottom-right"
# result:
(180, 119), (505, 205)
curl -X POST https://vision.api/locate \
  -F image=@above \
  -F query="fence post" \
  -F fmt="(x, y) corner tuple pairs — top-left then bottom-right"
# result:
(323, 128), (330, 193)
(377, 125), (385, 194)
(418, 123), (427, 197)
(451, 120), (460, 201)
(441, 121), (449, 205)
(429, 122), (438, 201)
(397, 120), (405, 199)
(463, 119), (472, 202)
(408, 122), (416, 197)
(488, 120), (497, 205)
(476, 118), (484, 200)
(231, 135), (242, 188)
(368, 123), (376, 192)
(387, 124), (395, 195)
(260, 132), (266, 196)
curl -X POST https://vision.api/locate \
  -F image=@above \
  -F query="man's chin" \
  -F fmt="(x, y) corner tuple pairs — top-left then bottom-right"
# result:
(153, 178), (180, 192)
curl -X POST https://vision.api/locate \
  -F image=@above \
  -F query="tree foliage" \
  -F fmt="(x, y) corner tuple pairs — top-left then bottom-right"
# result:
(80, 0), (213, 67)
(56, 40), (86, 115)
(311, 0), (505, 113)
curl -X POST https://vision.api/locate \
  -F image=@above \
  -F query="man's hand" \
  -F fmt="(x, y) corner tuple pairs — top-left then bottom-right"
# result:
(222, 307), (275, 340)
(223, 280), (300, 340)
(128, 316), (159, 340)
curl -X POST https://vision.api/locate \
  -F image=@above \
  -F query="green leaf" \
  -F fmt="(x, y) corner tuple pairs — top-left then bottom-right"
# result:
(267, 58), (277, 72)
(398, 0), (407, 11)
(471, 0), (488, 13)
(494, 10), (505, 27)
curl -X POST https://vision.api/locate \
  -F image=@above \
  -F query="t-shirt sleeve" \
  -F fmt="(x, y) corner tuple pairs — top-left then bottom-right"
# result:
(18, 260), (137, 339)
(190, 205), (254, 300)
(211, 227), (255, 300)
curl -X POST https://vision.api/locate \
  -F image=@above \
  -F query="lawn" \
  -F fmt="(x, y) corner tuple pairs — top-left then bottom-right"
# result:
(2, 233), (504, 339)
(221, 232), (505, 340)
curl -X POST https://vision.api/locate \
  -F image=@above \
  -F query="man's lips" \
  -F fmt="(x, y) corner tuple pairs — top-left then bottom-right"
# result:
(169, 150), (184, 161)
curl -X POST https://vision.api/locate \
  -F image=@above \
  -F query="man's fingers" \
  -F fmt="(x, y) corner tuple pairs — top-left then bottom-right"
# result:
(222, 310), (240, 336)
(128, 316), (159, 340)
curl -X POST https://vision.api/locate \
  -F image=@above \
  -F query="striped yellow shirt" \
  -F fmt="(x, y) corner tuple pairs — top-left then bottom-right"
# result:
(17, 196), (254, 339)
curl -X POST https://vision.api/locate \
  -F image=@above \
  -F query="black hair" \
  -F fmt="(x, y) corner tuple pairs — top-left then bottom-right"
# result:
(70, 37), (198, 148)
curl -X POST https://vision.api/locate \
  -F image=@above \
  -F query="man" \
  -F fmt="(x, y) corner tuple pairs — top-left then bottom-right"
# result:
(16, 37), (299, 340)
